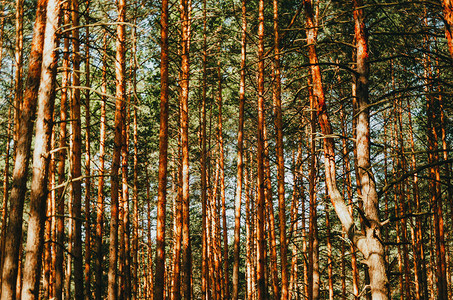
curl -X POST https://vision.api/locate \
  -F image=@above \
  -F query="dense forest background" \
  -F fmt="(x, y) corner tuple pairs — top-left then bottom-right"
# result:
(0, 0), (453, 299)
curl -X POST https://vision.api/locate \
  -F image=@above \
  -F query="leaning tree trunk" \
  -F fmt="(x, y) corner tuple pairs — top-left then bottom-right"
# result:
(21, 0), (60, 297)
(303, 0), (389, 298)
(0, 0), (47, 298)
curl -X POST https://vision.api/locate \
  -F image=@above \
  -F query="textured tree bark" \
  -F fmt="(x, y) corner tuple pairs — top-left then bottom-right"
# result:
(326, 202), (333, 300)
(216, 46), (230, 300)
(13, 0), (24, 155)
(43, 130), (54, 298)
(0, 0), (47, 298)
(263, 124), (280, 300)
(84, 12), (92, 299)
(289, 145), (301, 299)
(0, 106), (12, 296)
(201, 1), (208, 298)
(406, 99), (425, 300)
(179, 0), (191, 297)
(54, 6), (70, 299)
(426, 75), (448, 300)
(21, 0), (59, 297)
(442, 0), (453, 59)
(107, 0), (126, 298)
(131, 23), (140, 300)
(171, 160), (182, 300)
(94, 31), (107, 300)
(244, 146), (253, 300)
(302, 0), (389, 298)
(272, 1), (289, 298)
(307, 74), (319, 300)
(256, 1), (266, 298)
(70, 0), (83, 296)
(232, 2), (246, 298)
(352, 1), (389, 298)
(145, 169), (154, 299)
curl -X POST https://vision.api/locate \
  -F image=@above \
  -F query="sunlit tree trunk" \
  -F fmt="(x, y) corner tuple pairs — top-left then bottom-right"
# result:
(272, 1), (288, 298)
(200, 1), (209, 298)
(256, 0), (266, 298)
(84, 12), (91, 299)
(94, 31), (107, 300)
(70, 0), (83, 296)
(13, 0), (24, 155)
(216, 45), (230, 300)
(131, 22), (139, 300)
(263, 124), (280, 300)
(108, 0), (126, 297)
(426, 71), (448, 300)
(303, 0), (389, 298)
(352, 1), (389, 298)
(0, 0), (47, 298)
(307, 74), (319, 300)
(180, 0), (191, 297)
(21, 0), (59, 297)
(441, 0), (453, 59)
(232, 1), (246, 298)
(0, 105), (12, 296)
(340, 104), (359, 299)
(43, 130), (55, 298)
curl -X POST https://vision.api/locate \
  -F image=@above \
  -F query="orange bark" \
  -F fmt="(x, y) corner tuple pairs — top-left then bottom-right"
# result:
(0, 0), (47, 298)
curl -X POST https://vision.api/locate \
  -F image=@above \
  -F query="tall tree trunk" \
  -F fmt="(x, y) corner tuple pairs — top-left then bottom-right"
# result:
(272, 1), (289, 298)
(263, 124), (280, 300)
(0, 106), (12, 296)
(21, 0), (59, 297)
(352, 1), (388, 298)
(108, 0), (126, 297)
(426, 73), (448, 300)
(131, 22), (139, 300)
(54, 6), (70, 299)
(84, 13), (92, 299)
(217, 45), (230, 300)
(0, 0), (47, 298)
(121, 106), (131, 300)
(256, 0), (266, 298)
(201, 1), (209, 298)
(303, 0), (389, 298)
(307, 74), (319, 300)
(70, 0), (83, 296)
(180, 0), (191, 297)
(326, 201), (333, 300)
(13, 0), (24, 155)
(95, 31), (107, 300)
(232, 2), (246, 298)
(340, 104), (359, 299)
